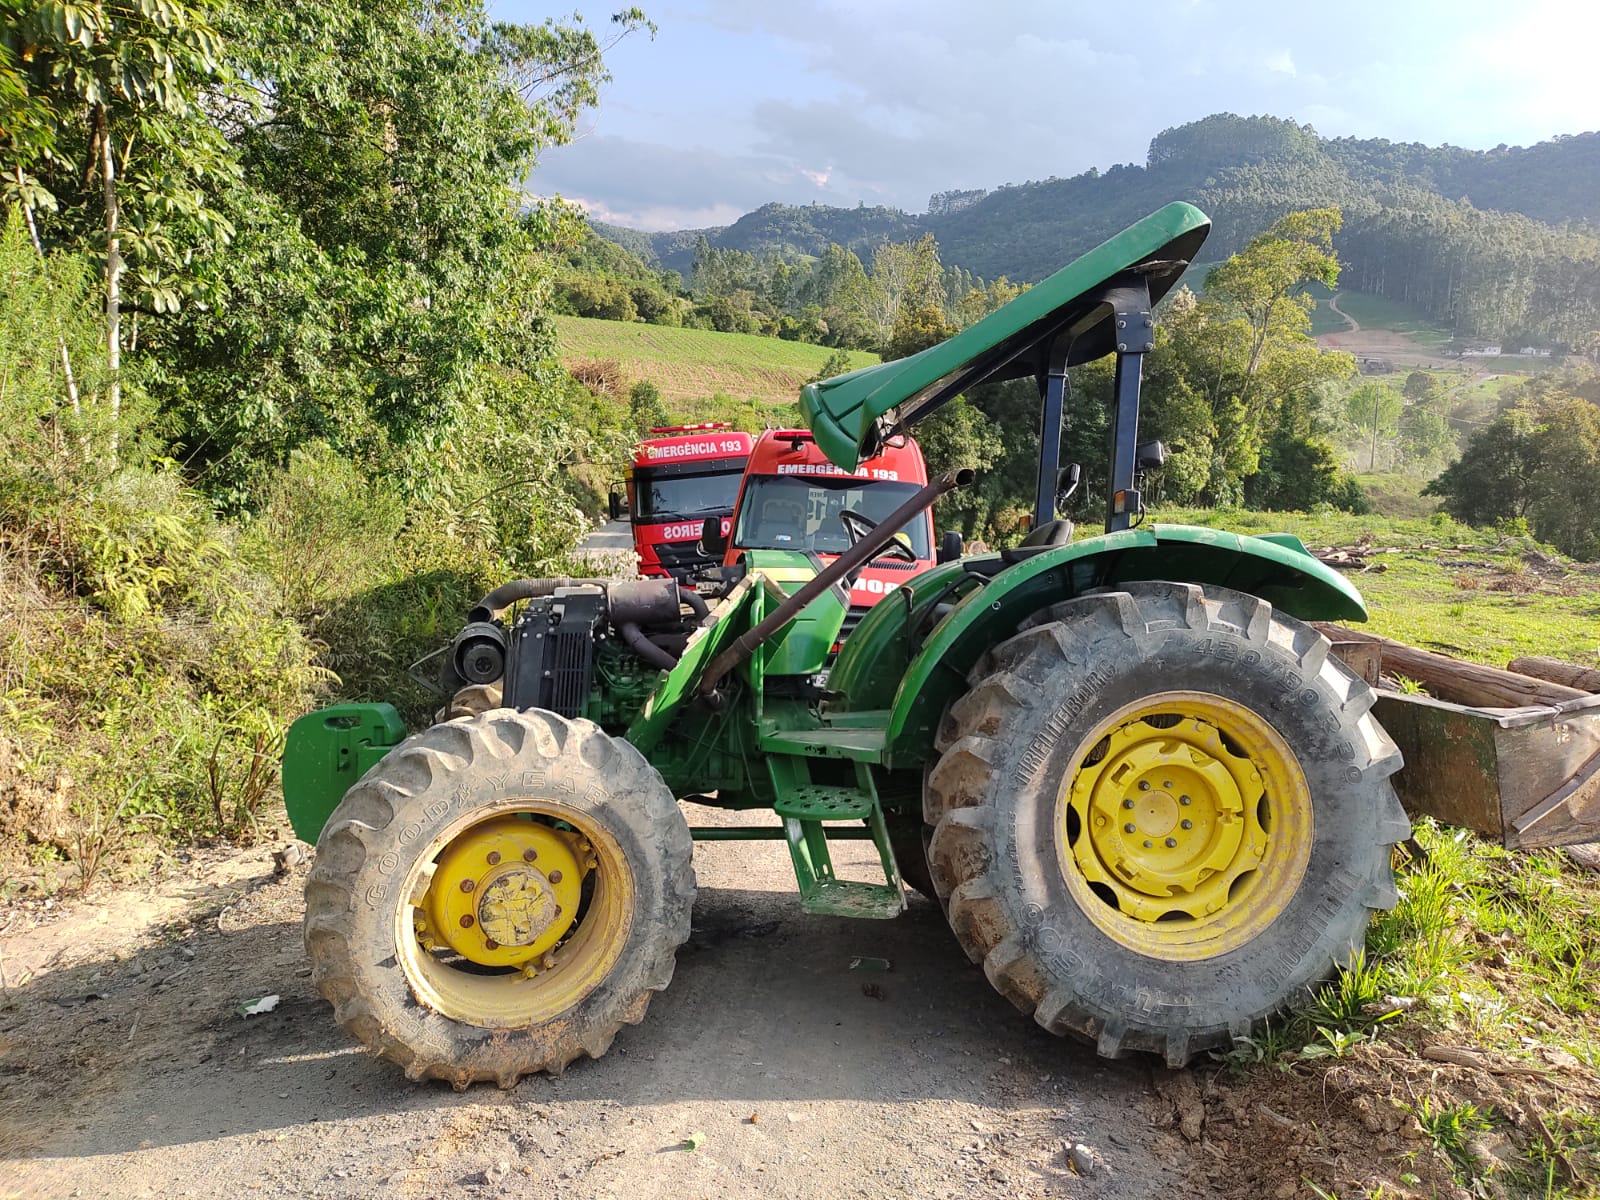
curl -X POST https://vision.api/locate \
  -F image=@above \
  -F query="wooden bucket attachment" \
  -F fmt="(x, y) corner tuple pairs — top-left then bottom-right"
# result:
(1318, 626), (1600, 850)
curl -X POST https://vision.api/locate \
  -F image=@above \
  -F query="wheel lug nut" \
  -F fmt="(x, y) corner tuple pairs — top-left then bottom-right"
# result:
(459, 914), (474, 928)
(1143, 840), (1153, 848)
(1165, 837), (1178, 848)
(486, 851), (501, 866)
(458, 878), (475, 893)
(1124, 823), (1136, 834)
(484, 938), (499, 950)
(548, 870), (564, 884)
(1122, 798), (1134, 809)
(523, 848), (538, 862)
(1181, 819), (1193, 830)
(1179, 795), (1191, 805)
(1138, 781), (1151, 791)
(1163, 781), (1173, 789)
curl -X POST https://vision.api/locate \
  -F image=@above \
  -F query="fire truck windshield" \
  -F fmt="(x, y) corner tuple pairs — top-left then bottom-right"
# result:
(637, 470), (743, 520)
(733, 476), (931, 558)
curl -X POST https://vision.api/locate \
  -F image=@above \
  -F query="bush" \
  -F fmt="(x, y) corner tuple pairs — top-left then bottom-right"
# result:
(1244, 431), (1369, 513)
(244, 443), (405, 615)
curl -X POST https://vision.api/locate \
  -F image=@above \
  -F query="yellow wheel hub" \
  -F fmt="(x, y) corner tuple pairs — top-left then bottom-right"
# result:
(1056, 692), (1313, 962)
(418, 816), (591, 970)
(397, 801), (635, 1027)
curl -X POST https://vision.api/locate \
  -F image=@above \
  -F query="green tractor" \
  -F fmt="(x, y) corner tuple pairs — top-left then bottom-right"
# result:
(283, 202), (1600, 1088)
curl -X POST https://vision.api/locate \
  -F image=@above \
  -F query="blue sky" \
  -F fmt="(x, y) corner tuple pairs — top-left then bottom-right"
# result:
(492, 0), (1600, 231)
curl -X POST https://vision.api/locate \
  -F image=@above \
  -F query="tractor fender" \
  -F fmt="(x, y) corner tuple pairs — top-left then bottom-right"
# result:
(878, 524), (1368, 769)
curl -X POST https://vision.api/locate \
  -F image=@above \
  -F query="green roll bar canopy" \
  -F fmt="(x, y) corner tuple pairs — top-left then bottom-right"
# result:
(800, 202), (1211, 526)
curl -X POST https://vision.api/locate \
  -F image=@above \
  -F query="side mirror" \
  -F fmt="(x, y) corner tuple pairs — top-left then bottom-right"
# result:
(1135, 440), (1169, 470)
(698, 519), (728, 558)
(608, 491), (625, 522)
(1056, 463), (1082, 512)
(938, 529), (964, 564)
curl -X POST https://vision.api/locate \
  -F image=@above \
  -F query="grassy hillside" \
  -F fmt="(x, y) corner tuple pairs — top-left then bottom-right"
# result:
(552, 316), (879, 413)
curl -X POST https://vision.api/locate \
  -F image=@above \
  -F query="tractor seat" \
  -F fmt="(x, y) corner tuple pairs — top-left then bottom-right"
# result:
(1001, 519), (1074, 565)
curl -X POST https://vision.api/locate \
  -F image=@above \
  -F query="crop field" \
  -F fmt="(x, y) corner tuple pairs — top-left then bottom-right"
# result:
(552, 316), (879, 412)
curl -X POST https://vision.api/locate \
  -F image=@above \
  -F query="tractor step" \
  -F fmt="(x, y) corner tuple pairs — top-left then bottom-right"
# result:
(759, 725), (886, 761)
(773, 785), (875, 821)
(798, 879), (907, 919)
(766, 755), (907, 919)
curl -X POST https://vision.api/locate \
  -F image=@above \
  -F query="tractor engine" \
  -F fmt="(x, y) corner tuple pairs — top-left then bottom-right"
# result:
(437, 577), (709, 726)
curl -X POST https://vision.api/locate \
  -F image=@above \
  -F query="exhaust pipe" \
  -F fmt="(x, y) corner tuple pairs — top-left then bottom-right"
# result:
(698, 468), (974, 700)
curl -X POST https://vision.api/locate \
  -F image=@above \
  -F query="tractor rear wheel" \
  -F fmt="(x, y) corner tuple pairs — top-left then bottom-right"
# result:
(925, 581), (1407, 1066)
(304, 708), (694, 1088)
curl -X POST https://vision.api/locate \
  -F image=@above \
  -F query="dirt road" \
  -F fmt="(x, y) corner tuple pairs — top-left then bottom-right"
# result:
(0, 811), (1198, 1200)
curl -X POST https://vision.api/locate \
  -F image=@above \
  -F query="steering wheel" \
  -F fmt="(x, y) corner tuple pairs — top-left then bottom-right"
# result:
(840, 508), (917, 564)
(839, 508), (878, 547)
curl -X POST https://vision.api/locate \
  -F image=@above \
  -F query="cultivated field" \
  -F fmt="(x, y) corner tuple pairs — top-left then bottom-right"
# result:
(552, 317), (879, 413)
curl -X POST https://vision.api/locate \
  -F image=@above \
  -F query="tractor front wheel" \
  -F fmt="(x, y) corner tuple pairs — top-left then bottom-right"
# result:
(304, 709), (694, 1088)
(925, 582), (1408, 1066)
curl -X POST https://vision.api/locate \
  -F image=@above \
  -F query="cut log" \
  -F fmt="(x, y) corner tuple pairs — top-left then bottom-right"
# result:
(1317, 626), (1588, 709)
(1508, 656), (1600, 695)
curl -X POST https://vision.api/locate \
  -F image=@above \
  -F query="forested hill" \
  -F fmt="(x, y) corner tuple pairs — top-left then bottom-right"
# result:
(600, 114), (1600, 345)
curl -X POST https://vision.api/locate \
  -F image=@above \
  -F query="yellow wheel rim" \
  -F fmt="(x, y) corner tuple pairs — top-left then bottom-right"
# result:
(396, 800), (635, 1027)
(1055, 691), (1313, 962)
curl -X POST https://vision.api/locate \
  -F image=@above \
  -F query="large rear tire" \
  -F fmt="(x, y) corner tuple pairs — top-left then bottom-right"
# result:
(304, 709), (694, 1088)
(925, 581), (1407, 1066)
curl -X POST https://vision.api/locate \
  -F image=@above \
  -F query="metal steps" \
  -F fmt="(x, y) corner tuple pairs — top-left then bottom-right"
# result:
(765, 755), (906, 919)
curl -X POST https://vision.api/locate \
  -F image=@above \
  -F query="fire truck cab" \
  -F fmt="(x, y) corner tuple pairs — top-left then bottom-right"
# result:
(710, 428), (938, 624)
(613, 424), (754, 581)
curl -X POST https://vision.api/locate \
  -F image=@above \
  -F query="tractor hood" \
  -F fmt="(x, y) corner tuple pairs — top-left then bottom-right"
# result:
(800, 201), (1211, 471)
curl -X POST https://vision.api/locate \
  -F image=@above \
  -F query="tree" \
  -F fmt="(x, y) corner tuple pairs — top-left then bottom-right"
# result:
(1152, 217), (1356, 502)
(1204, 208), (1342, 392)
(884, 303), (956, 361)
(1402, 371), (1444, 405)
(1244, 430), (1367, 512)
(627, 380), (670, 433)
(1398, 403), (1455, 470)
(1345, 383), (1402, 470)
(1424, 408), (1540, 524)
(151, 1), (650, 506)
(3, 0), (239, 457)
(1425, 390), (1600, 559)
(858, 234), (944, 349)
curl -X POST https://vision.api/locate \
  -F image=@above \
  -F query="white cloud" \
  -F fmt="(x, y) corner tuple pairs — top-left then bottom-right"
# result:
(521, 0), (1599, 227)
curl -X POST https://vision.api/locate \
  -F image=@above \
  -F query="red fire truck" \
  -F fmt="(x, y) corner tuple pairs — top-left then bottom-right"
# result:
(613, 424), (755, 581)
(716, 428), (938, 631)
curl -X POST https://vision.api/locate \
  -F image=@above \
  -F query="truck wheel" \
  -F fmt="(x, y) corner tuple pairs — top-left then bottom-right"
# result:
(304, 709), (694, 1088)
(925, 581), (1407, 1066)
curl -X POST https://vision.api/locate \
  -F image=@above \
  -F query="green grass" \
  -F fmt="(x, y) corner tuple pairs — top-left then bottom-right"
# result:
(552, 316), (879, 411)
(1154, 507), (1600, 665)
(1327, 291), (1454, 349)
(1353, 473), (1439, 520)
(1307, 302), (1352, 336)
